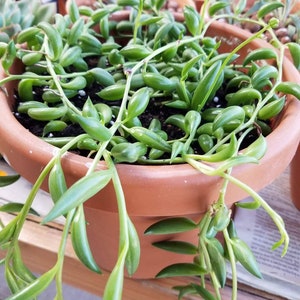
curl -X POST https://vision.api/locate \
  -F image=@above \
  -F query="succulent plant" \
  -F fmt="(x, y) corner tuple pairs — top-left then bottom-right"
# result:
(0, 0), (56, 43)
(0, 0), (299, 299)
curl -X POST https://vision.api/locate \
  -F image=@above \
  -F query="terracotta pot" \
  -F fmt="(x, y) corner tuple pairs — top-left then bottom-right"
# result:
(1, 21), (300, 279)
(290, 145), (300, 210)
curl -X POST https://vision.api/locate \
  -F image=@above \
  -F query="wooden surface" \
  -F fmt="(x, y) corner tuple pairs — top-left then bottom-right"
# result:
(0, 212), (287, 300)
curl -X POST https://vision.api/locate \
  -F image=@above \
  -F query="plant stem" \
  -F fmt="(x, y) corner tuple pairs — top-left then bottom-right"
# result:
(55, 208), (76, 299)
(223, 228), (238, 300)
(184, 156), (289, 253)
(44, 54), (81, 115)
(102, 151), (132, 300)
(223, 172), (289, 255)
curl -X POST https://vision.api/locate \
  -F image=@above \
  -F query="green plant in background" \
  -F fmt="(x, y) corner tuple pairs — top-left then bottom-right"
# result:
(0, 170), (20, 188)
(209, 0), (300, 70)
(0, 0), (299, 299)
(0, 167), (38, 215)
(0, 0), (56, 43)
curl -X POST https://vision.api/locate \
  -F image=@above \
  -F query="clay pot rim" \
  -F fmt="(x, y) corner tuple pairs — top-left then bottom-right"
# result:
(1, 20), (300, 183)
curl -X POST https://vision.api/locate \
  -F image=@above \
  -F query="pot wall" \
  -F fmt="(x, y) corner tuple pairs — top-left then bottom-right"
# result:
(85, 207), (203, 278)
(290, 145), (300, 210)
(1, 21), (300, 278)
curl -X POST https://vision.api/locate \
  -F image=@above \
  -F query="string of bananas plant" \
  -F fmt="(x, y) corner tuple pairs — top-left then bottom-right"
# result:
(0, 0), (299, 299)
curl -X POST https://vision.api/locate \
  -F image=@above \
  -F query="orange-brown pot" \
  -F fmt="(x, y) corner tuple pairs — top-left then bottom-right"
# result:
(290, 145), (300, 210)
(1, 21), (300, 278)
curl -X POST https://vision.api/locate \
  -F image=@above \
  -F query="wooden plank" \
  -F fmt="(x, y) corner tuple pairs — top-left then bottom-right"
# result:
(0, 212), (286, 300)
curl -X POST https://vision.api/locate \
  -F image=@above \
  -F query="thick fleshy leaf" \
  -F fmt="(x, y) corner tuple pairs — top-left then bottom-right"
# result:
(191, 283), (218, 300)
(145, 217), (197, 235)
(213, 156), (258, 175)
(0, 174), (20, 187)
(48, 160), (67, 203)
(191, 60), (223, 111)
(102, 255), (125, 300)
(156, 263), (206, 278)
(211, 205), (231, 232)
(71, 206), (101, 273)
(43, 170), (112, 223)
(11, 245), (36, 283)
(242, 134), (267, 160)
(8, 268), (56, 300)
(125, 217), (140, 276)
(0, 203), (38, 216)
(174, 284), (197, 300)
(236, 200), (261, 209)
(287, 42), (300, 70)
(127, 87), (151, 120)
(0, 220), (17, 246)
(227, 220), (238, 239)
(207, 241), (227, 287)
(231, 237), (262, 278)
(153, 240), (198, 255)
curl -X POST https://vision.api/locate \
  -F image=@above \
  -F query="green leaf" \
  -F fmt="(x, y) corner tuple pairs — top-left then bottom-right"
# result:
(242, 48), (277, 66)
(68, 0), (80, 23)
(257, 2), (284, 19)
(5, 267), (20, 294)
(191, 60), (223, 111)
(171, 141), (185, 161)
(2, 40), (16, 72)
(72, 115), (112, 142)
(145, 217), (197, 235)
(184, 6), (201, 36)
(191, 283), (217, 300)
(0, 174), (20, 187)
(234, 0), (247, 14)
(153, 240), (198, 254)
(287, 42), (300, 70)
(213, 156), (258, 174)
(11, 244), (36, 284)
(48, 160), (67, 203)
(7, 268), (56, 300)
(227, 220), (238, 238)
(0, 219), (17, 246)
(156, 263), (206, 278)
(213, 106), (245, 132)
(236, 200), (261, 209)
(111, 142), (147, 163)
(139, 16), (163, 26)
(0, 203), (38, 216)
(43, 170), (112, 223)
(71, 205), (101, 273)
(174, 284), (198, 300)
(275, 82), (300, 100)
(211, 206), (231, 232)
(102, 255), (125, 300)
(153, 22), (173, 45)
(251, 65), (278, 89)
(208, 1), (229, 16)
(197, 134), (238, 162)
(127, 127), (171, 152)
(207, 241), (227, 287)
(181, 55), (202, 81)
(231, 237), (262, 278)
(260, 100), (281, 121)
(127, 87), (151, 120)
(82, 98), (100, 120)
(125, 217), (140, 276)
(242, 134), (267, 160)
(184, 110), (201, 135)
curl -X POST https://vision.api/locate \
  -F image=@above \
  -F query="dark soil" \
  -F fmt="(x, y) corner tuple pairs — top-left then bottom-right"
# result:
(14, 78), (262, 159)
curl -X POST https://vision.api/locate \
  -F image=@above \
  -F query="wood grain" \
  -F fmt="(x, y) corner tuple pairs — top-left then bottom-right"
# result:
(0, 212), (288, 300)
